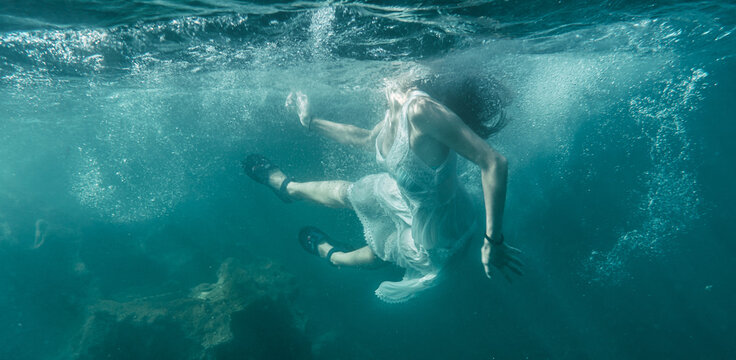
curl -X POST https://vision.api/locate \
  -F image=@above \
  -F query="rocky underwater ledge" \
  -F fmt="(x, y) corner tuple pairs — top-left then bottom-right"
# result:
(0, 215), (375, 360)
(75, 257), (307, 360)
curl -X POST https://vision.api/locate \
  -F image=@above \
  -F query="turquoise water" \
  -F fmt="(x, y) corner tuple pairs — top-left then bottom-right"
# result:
(1, 1), (735, 359)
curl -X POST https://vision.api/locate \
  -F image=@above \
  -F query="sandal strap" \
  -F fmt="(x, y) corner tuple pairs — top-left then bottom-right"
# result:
(326, 247), (340, 265)
(275, 177), (293, 203)
(280, 177), (291, 196)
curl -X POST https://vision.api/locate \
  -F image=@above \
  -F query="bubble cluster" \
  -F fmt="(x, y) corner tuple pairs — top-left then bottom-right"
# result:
(71, 145), (186, 223)
(309, 6), (336, 59)
(586, 68), (706, 283)
(68, 88), (191, 223)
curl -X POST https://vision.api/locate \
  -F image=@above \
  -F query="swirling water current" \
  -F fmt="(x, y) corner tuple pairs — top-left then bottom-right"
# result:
(1, 1), (735, 359)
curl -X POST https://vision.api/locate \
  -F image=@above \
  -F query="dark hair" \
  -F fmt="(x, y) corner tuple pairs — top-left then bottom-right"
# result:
(415, 72), (511, 139)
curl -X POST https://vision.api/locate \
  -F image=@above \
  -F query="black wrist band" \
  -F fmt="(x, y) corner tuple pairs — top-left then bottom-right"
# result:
(484, 233), (504, 245)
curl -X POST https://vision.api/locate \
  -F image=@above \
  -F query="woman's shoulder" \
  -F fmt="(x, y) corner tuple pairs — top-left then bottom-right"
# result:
(406, 95), (450, 130)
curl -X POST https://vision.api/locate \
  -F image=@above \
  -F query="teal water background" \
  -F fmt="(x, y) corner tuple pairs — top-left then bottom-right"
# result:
(1, 1), (735, 359)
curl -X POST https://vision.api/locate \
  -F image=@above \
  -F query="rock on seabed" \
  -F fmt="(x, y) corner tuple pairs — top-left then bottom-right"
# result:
(72, 257), (311, 360)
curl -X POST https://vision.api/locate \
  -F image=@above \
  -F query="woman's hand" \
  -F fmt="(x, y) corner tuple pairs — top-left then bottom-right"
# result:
(481, 237), (523, 282)
(285, 91), (313, 129)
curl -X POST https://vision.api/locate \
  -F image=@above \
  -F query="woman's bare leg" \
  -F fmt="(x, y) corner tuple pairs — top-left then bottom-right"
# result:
(267, 168), (352, 208)
(287, 181), (352, 208)
(262, 164), (381, 267)
(318, 244), (382, 268)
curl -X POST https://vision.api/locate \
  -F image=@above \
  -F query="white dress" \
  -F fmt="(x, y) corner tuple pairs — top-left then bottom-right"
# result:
(347, 91), (478, 303)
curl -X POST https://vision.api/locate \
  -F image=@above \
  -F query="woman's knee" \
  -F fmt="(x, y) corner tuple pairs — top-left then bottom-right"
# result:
(335, 181), (352, 208)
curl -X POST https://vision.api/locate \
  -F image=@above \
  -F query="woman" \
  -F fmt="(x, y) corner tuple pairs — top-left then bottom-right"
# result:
(244, 74), (522, 303)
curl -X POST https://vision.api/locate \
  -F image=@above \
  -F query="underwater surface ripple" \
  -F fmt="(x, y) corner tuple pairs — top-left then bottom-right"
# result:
(1, 1), (735, 359)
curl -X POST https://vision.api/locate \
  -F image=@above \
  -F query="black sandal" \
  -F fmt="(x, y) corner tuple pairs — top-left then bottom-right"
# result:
(298, 226), (346, 265)
(242, 154), (293, 203)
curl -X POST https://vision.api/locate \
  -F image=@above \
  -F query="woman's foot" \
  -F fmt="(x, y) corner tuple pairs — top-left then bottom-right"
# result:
(317, 241), (335, 259)
(265, 167), (288, 192)
(299, 226), (343, 265)
(242, 154), (293, 203)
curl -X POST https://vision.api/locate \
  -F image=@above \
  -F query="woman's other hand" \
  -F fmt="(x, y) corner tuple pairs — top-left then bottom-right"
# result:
(285, 91), (313, 129)
(481, 237), (523, 282)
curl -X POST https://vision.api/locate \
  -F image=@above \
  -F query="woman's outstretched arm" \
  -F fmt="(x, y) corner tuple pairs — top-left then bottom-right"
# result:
(409, 98), (523, 281)
(311, 116), (384, 150)
(286, 91), (382, 151)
